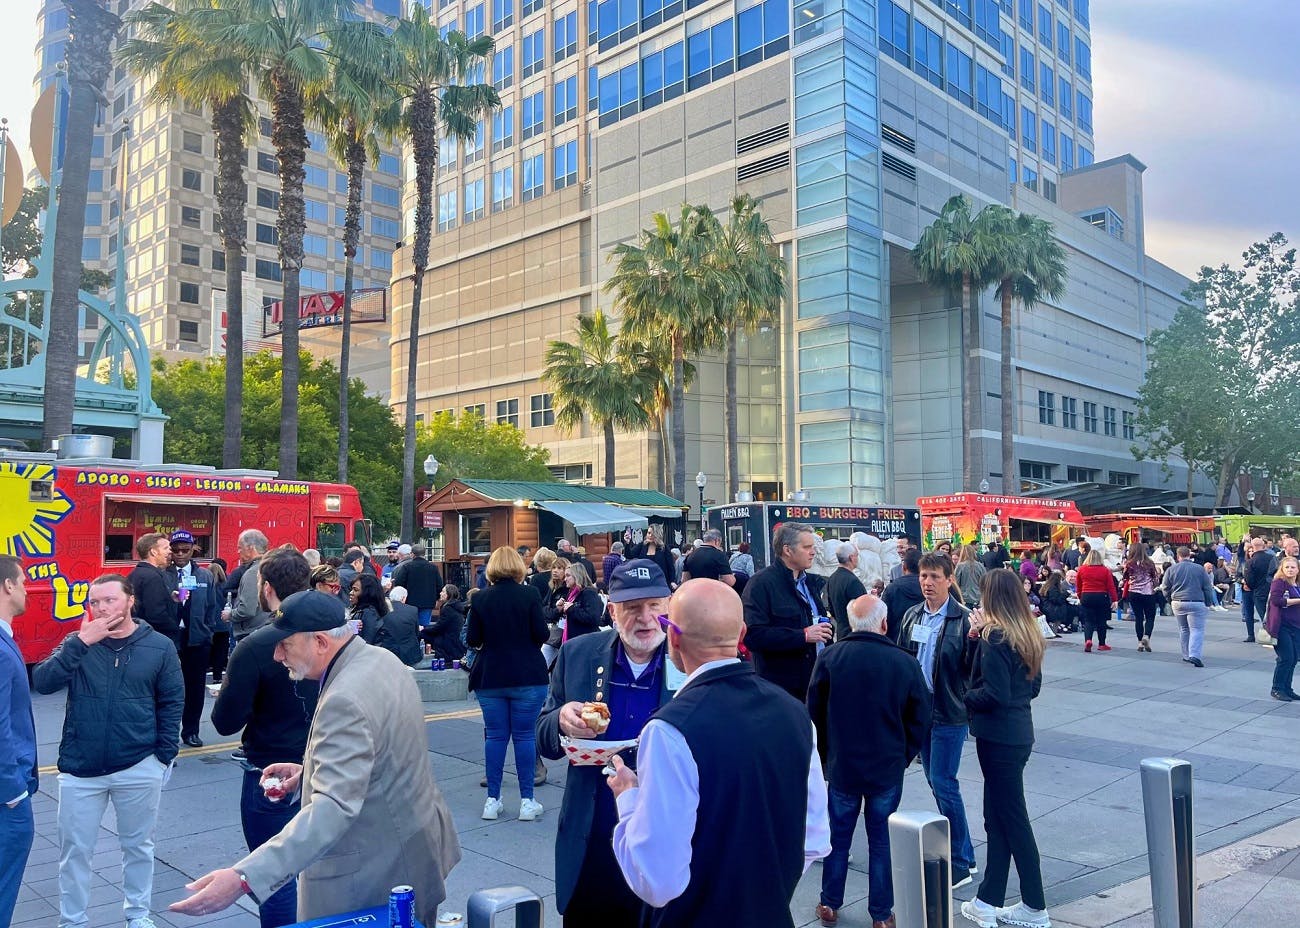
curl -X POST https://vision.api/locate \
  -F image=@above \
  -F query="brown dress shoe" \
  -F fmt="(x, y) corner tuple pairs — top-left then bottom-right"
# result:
(872, 916), (897, 928)
(815, 903), (838, 926)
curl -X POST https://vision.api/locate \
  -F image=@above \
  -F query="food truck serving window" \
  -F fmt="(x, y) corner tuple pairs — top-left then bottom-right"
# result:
(104, 500), (218, 562)
(460, 513), (492, 555)
(317, 522), (345, 559)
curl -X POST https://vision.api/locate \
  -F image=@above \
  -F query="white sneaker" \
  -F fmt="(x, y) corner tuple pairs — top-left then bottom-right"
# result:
(518, 798), (544, 821)
(960, 899), (999, 928)
(127, 917), (160, 928)
(997, 902), (1052, 927)
(481, 797), (504, 820)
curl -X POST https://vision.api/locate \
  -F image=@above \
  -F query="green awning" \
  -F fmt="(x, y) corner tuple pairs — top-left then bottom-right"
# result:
(536, 500), (649, 534)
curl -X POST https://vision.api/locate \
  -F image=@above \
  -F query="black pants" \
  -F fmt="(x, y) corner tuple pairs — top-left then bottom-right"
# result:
(1080, 592), (1111, 644)
(562, 838), (642, 927)
(975, 739), (1045, 910)
(1129, 592), (1158, 640)
(179, 641), (211, 738)
(1251, 592), (1269, 638)
(209, 630), (231, 683)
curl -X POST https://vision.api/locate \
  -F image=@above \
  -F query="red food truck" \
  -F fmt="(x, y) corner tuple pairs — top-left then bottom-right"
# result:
(0, 454), (368, 664)
(918, 493), (1085, 555)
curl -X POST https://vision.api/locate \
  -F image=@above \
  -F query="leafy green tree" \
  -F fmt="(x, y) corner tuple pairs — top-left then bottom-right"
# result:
(42, 0), (122, 450)
(608, 206), (719, 503)
(387, 4), (499, 541)
(617, 330), (694, 495)
(414, 410), (555, 490)
(988, 210), (1067, 490)
(543, 310), (655, 487)
(911, 195), (1007, 491)
(1, 186), (47, 277)
(708, 194), (786, 502)
(119, 0), (254, 469)
(1134, 234), (1300, 510)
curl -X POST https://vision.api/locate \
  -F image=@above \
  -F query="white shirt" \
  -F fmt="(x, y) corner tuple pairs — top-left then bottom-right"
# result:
(0, 617), (12, 639)
(612, 657), (832, 908)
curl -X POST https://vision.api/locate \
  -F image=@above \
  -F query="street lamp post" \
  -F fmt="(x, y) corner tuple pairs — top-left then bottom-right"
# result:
(696, 471), (707, 536)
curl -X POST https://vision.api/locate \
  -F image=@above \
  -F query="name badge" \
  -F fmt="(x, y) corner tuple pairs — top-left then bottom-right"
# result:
(665, 661), (689, 693)
(180, 575), (198, 590)
(910, 624), (934, 646)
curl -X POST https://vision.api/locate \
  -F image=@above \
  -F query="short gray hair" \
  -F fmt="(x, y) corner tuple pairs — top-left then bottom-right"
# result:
(302, 548), (321, 568)
(325, 623), (354, 640)
(847, 596), (887, 633)
(772, 521), (814, 559)
(389, 585), (409, 603)
(835, 542), (858, 565)
(238, 529), (269, 553)
(702, 529), (723, 545)
(611, 541), (624, 554)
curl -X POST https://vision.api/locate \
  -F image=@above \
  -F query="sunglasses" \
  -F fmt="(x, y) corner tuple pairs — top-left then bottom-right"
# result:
(656, 614), (683, 635)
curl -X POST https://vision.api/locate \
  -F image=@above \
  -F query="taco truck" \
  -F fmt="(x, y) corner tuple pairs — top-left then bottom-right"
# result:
(0, 453), (368, 665)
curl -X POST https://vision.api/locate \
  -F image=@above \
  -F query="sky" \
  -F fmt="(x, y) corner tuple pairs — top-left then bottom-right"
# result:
(0, 0), (1296, 279)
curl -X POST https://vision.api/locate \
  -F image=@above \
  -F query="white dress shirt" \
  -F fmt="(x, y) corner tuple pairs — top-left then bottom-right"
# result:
(612, 657), (831, 908)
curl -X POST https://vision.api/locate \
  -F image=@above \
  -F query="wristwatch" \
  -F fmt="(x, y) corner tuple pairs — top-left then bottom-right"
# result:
(237, 872), (260, 904)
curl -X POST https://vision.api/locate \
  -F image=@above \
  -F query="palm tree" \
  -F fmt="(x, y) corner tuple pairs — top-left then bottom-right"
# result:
(911, 195), (1006, 491)
(220, 0), (372, 478)
(119, 0), (253, 469)
(992, 212), (1068, 490)
(709, 194), (786, 503)
(618, 330), (694, 494)
(607, 206), (718, 503)
(41, 0), (121, 449)
(388, 5), (498, 539)
(317, 27), (402, 483)
(543, 310), (655, 487)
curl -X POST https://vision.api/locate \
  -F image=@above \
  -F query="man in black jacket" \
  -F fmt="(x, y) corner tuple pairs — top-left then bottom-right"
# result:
(128, 532), (181, 645)
(895, 553), (978, 887)
(742, 522), (833, 701)
(33, 574), (183, 928)
(880, 548), (923, 644)
(808, 593), (931, 928)
(1243, 537), (1277, 643)
(392, 543), (444, 625)
(824, 542), (866, 641)
(211, 547), (316, 928)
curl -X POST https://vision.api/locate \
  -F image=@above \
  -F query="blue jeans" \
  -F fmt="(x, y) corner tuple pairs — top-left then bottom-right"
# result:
(418, 608), (433, 626)
(0, 795), (33, 928)
(1274, 624), (1299, 695)
(820, 782), (902, 919)
(478, 685), (549, 800)
(240, 770), (299, 928)
(920, 722), (975, 871)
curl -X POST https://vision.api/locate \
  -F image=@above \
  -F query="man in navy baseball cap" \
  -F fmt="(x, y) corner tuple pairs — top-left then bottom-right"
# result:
(607, 558), (672, 603)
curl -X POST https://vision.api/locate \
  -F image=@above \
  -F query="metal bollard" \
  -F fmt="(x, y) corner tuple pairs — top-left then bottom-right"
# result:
(1140, 757), (1195, 928)
(888, 810), (952, 928)
(465, 885), (543, 928)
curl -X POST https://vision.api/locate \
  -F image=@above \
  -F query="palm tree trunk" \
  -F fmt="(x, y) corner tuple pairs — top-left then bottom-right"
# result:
(401, 89), (438, 541)
(42, 0), (120, 448)
(724, 326), (738, 503)
(960, 274), (976, 491)
(338, 131), (365, 484)
(603, 418), (616, 487)
(213, 96), (247, 469)
(671, 331), (686, 504)
(999, 283), (1014, 492)
(272, 73), (306, 479)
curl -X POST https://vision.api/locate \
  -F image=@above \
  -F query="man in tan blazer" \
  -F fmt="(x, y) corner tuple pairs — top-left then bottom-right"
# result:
(170, 590), (460, 925)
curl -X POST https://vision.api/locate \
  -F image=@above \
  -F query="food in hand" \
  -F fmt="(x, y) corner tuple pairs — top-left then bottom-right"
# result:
(580, 702), (611, 734)
(262, 776), (287, 802)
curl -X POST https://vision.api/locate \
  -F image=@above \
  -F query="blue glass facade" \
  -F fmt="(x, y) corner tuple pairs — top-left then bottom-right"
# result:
(791, 0), (888, 503)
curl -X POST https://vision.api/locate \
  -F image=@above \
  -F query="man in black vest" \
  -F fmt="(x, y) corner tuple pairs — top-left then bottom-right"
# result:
(537, 559), (675, 927)
(607, 579), (830, 927)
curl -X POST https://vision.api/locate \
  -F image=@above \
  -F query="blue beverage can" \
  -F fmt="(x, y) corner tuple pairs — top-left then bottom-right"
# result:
(389, 884), (415, 928)
(436, 658), (445, 671)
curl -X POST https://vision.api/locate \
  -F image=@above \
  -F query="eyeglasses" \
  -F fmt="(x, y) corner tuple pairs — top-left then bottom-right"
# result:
(656, 614), (683, 635)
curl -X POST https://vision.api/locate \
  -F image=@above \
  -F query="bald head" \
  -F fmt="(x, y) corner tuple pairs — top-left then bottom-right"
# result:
(666, 578), (744, 674)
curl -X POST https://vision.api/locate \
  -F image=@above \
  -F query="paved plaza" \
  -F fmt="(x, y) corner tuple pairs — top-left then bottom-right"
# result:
(15, 605), (1300, 928)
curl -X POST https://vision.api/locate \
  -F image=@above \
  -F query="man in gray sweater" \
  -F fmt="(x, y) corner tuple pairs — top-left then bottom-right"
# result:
(1162, 546), (1217, 667)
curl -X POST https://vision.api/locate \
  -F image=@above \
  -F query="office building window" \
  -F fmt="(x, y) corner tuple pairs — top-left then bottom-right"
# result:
(335, 171), (349, 193)
(1103, 405), (1116, 436)
(256, 151), (278, 172)
(464, 404), (486, 419)
(1057, 21), (1070, 65)
(437, 187), (457, 232)
(1022, 164), (1038, 192)
(181, 206), (202, 228)
(439, 133), (457, 169)
(493, 44), (514, 89)
(1037, 4), (1052, 46)
(878, 0), (909, 65)
(522, 90), (545, 139)
(1122, 411), (1136, 440)
(492, 0), (513, 31)
(304, 198), (327, 222)
(1020, 460), (1055, 487)
(212, 249), (226, 271)
(182, 130), (203, 154)
(1075, 36), (1091, 77)
(946, 44), (973, 107)
(464, 2), (485, 36)
(304, 164), (328, 187)
(522, 151), (545, 200)
(372, 182), (400, 207)
(1061, 133), (1074, 169)
(256, 223), (278, 245)
(554, 76), (578, 124)
(1074, 0), (1089, 25)
(522, 0), (543, 15)
(1066, 466), (1098, 483)
(1110, 471), (1137, 487)
(1059, 76), (1072, 119)
(304, 234), (327, 256)
(999, 28), (1014, 79)
(1079, 145), (1093, 166)
(180, 243), (201, 267)
(530, 393), (554, 427)
(256, 187), (280, 208)
(496, 398), (519, 427)
(1021, 105), (1037, 152)
(1019, 46), (1034, 93)
(1076, 91), (1093, 132)
(377, 153), (400, 175)
(554, 11), (577, 61)
(1040, 62), (1054, 106)
(1018, 0), (1032, 28)
(1037, 390), (1055, 425)
(256, 258), (282, 282)
(372, 216), (400, 239)
(493, 105), (514, 151)
(492, 162), (514, 211)
(464, 177), (485, 221)
(465, 121), (484, 163)
(554, 139), (578, 189)
(1061, 395), (1077, 429)
(913, 20), (942, 87)
(179, 320), (200, 343)
(181, 168), (202, 191)
(1042, 120), (1056, 165)
(522, 28), (545, 78)
(1082, 401), (1097, 432)
(372, 249), (393, 272)
(81, 239), (101, 261)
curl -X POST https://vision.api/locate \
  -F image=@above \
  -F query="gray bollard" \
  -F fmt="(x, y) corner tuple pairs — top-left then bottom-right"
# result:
(888, 810), (952, 928)
(1140, 757), (1195, 928)
(465, 885), (543, 928)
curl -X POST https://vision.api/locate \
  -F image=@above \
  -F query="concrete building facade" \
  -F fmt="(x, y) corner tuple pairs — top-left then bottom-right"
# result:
(389, 0), (1191, 515)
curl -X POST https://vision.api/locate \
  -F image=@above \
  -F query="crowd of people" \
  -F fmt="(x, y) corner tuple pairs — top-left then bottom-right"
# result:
(3, 517), (1296, 928)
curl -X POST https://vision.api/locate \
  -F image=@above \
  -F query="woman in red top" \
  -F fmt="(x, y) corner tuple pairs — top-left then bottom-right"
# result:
(1076, 549), (1118, 652)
